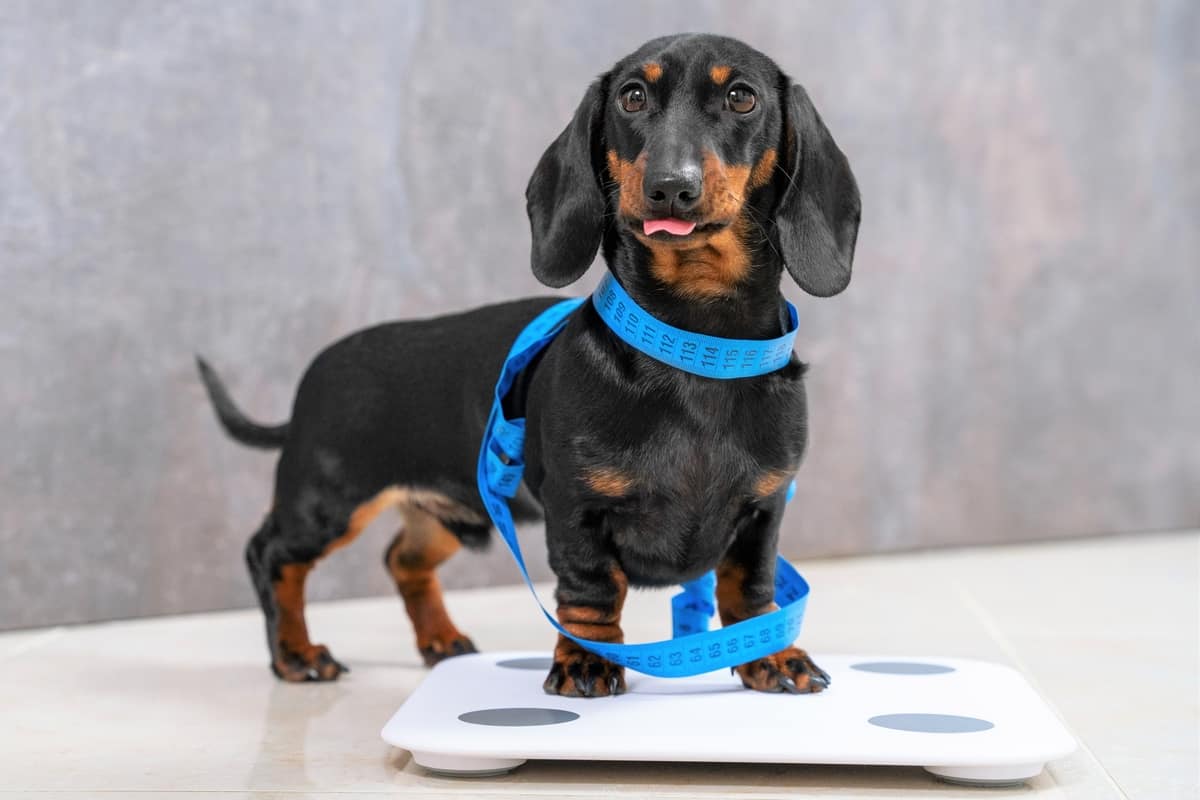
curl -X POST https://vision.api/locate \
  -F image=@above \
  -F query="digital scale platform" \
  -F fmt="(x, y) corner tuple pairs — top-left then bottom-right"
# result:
(381, 650), (1075, 787)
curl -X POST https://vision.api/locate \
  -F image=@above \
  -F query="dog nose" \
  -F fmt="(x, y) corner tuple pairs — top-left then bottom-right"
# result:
(644, 166), (703, 216)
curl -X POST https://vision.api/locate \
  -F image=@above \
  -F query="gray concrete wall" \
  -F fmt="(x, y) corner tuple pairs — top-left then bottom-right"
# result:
(2, 1), (1197, 629)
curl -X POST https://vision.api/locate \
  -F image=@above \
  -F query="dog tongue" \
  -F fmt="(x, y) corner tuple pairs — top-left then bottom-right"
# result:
(644, 218), (697, 236)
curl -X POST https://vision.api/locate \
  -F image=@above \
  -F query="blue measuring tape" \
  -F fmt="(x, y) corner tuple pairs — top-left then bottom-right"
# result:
(592, 271), (799, 379)
(477, 283), (810, 678)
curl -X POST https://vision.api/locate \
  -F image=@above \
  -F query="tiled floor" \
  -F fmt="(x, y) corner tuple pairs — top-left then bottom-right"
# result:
(1, 531), (1196, 799)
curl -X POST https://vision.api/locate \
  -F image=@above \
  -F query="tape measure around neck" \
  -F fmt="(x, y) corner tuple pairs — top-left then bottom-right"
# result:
(477, 298), (810, 678)
(592, 271), (799, 380)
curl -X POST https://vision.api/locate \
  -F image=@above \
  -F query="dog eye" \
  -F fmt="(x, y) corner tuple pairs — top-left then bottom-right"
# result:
(727, 86), (756, 114)
(619, 85), (647, 113)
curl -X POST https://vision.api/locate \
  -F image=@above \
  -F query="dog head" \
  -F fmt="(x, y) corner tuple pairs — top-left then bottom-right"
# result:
(527, 34), (861, 299)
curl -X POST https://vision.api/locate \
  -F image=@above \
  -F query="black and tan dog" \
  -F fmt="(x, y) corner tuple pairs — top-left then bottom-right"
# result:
(198, 33), (859, 697)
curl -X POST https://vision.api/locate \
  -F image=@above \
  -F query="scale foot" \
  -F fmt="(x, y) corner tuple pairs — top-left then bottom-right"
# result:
(925, 762), (1044, 787)
(412, 751), (526, 777)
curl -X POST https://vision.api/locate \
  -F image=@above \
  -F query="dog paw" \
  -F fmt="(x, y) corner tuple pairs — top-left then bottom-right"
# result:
(419, 635), (478, 666)
(543, 647), (626, 698)
(272, 643), (349, 682)
(734, 646), (830, 694)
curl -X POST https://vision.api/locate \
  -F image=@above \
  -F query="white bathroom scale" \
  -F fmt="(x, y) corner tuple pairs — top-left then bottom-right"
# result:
(381, 650), (1075, 786)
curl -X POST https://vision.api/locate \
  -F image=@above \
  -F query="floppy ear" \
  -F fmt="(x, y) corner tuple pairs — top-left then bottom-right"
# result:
(525, 78), (607, 288)
(775, 83), (862, 297)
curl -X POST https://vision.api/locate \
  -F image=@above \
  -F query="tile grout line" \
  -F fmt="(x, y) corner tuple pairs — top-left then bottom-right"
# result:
(950, 578), (1132, 800)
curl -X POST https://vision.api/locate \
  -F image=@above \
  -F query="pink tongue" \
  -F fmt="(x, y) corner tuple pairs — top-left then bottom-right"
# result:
(644, 218), (697, 236)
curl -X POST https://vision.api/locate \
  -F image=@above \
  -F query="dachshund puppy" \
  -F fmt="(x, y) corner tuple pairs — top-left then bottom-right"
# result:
(198, 33), (859, 696)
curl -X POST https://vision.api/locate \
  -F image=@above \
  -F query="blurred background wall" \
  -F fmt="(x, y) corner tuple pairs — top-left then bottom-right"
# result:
(2, 0), (1197, 629)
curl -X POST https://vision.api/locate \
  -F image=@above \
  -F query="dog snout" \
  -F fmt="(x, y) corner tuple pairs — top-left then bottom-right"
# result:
(643, 164), (703, 217)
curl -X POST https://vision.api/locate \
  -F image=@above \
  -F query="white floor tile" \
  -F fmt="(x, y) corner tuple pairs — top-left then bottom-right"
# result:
(0, 531), (1194, 798)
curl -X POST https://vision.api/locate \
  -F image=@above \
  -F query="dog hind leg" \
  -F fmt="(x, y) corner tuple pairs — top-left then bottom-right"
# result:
(245, 511), (348, 681)
(384, 504), (478, 666)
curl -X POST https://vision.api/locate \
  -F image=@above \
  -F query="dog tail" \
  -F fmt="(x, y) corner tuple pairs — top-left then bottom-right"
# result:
(195, 356), (289, 450)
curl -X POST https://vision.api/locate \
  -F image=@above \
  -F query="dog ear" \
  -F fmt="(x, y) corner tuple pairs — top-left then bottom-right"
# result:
(526, 78), (607, 288)
(774, 83), (861, 297)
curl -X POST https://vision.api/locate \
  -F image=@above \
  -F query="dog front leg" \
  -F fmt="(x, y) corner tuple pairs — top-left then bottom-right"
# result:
(541, 514), (628, 697)
(717, 500), (830, 694)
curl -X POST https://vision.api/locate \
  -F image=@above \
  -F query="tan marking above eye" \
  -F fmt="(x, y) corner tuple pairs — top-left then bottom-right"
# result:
(643, 62), (663, 82)
(710, 64), (732, 84)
